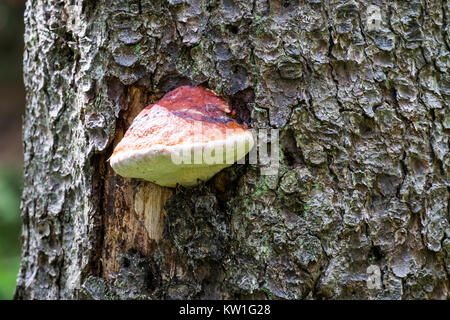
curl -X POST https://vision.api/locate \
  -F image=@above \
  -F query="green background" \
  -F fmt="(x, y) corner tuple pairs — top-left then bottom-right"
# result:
(0, 0), (25, 300)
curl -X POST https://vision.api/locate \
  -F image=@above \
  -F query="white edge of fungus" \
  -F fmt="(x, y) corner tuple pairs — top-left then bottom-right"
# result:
(109, 131), (254, 187)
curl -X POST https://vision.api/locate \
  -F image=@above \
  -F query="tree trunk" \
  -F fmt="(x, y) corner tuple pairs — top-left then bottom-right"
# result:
(16, 0), (449, 300)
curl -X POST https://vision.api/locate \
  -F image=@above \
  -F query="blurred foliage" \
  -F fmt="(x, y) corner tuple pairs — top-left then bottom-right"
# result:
(0, 0), (25, 300)
(0, 165), (22, 299)
(0, 0), (24, 84)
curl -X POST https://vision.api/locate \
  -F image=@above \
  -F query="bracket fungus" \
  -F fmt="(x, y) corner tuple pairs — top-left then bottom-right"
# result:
(110, 86), (254, 187)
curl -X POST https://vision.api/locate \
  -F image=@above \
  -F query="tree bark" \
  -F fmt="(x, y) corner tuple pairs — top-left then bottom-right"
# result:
(16, 0), (449, 299)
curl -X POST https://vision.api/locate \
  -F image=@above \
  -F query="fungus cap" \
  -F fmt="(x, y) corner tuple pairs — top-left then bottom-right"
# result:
(110, 86), (254, 187)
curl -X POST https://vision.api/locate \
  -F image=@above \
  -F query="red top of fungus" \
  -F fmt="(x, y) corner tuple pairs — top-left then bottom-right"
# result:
(113, 86), (248, 155)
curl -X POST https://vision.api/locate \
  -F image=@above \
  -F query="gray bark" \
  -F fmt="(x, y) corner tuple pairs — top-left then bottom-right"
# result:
(16, 0), (449, 299)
